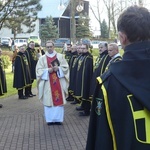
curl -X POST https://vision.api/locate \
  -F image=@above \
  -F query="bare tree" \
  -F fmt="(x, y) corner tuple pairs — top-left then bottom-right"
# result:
(89, 0), (103, 36)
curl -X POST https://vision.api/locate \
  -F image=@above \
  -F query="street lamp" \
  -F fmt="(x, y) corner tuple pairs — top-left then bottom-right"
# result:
(58, 0), (65, 10)
(70, 0), (84, 44)
(57, 0), (84, 44)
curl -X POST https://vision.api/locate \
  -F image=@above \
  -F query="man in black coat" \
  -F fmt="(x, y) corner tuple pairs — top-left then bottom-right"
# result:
(105, 43), (122, 71)
(67, 45), (78, 101)
(86, 5), (150, 150)
(13, 46), (32, 99)
(89, 42), (111, 100)
(25, 41), (38, 96)
(74, 44), (93, 116)
(0, 49), (7, 108)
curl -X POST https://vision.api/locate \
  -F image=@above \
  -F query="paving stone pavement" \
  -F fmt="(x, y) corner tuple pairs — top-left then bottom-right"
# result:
(0, 90), (89, 150)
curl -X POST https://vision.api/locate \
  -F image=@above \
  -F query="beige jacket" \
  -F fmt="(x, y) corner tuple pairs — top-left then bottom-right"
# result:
(36, 51), (69, 106)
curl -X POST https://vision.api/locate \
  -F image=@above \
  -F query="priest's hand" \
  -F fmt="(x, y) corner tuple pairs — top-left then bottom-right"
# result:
(53, 66), (59, 72)
(48, 68), (53, 73)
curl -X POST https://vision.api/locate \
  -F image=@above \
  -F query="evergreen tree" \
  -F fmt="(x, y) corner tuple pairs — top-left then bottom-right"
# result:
(101, 19), (109, 38)
(39, 16), (58, 40)
(76, 13), (92, 39)
(3, 0), (42, 39)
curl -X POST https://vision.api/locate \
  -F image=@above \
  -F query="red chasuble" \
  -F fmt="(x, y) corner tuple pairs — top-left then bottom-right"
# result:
(46, 55), (63, 106)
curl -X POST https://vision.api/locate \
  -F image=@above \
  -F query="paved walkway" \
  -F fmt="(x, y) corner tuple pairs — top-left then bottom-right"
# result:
(0, 90), (89, 150)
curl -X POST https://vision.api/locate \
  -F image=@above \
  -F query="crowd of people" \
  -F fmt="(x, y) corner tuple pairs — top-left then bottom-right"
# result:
(0, 5), (150, 149)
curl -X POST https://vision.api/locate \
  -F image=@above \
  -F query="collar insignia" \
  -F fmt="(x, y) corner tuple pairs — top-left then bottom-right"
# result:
(95, 98), (103, 116)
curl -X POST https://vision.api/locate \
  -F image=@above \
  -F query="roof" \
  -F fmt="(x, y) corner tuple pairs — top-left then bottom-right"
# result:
(38, 0), (70, 18)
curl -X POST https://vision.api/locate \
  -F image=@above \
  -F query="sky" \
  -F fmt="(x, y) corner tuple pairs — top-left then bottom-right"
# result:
(87, 0), (150, 36)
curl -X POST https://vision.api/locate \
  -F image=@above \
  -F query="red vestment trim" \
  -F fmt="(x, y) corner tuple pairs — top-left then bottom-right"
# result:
(46, 55), (63, 106)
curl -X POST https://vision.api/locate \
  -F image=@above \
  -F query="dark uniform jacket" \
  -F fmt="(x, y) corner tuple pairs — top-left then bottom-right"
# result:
(74, 52), (93, 100)
(68, 51), (78, 96)
(0, 57), (7, 95)
(13, 52), (32, 89)
(105, 54), (122, 71)
(25, 47), (38, 80)
(71, 54), (82, 97)
(65, 51), (72, 64)
(90, 50), (111, 99)
(86, 41), (150, 150)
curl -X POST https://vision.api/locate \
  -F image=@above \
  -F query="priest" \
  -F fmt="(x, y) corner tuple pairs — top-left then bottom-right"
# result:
(36, 40), (69, 125)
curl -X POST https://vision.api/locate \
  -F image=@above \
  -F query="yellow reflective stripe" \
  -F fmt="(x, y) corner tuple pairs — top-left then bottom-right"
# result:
(97, 76), (102, 84)
(98, 77), (117, 150)
(100, 55), (109, 75)
(127, 95), (150, 143)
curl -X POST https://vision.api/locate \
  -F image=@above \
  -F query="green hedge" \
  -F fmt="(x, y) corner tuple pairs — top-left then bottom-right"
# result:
(1, 55), (11, 69)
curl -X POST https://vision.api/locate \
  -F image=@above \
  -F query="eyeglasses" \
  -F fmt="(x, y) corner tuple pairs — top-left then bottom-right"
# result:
(46, 46), (53, 48)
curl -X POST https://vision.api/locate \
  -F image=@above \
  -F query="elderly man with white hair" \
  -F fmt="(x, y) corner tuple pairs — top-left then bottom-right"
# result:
(106, 43), (122, 70)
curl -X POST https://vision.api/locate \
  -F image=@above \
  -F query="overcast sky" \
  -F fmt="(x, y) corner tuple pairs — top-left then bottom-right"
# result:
(88, 0), (150, 35)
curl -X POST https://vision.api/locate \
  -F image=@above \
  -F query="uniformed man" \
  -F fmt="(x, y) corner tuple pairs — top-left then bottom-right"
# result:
(74, 44), (93, 116)
(70, 44), (83, 104)
(25, 41), (38, 96)
(89, 42), (111, 99)
(86, 5), (150, 150)
(66, 45), (78, 101)
(13, 46), (32, 99)
(0, 49), (7, 108)
(105, 43), (122, 71)
(65, 44), (72, 64)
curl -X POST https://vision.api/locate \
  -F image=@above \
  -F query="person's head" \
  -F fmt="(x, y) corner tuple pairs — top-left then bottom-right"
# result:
(46, 40), (54, 54)
(14, 46), (19, 54)
(67, 44), (72, 51)
(19, 45), (26, 53)
(29, 41), (35, 49)
(76, 45), (82, 54)
(81, 44), (89, 53)
(98, 42), (108, 54)
(71, 45), (77, 53)
(117, 5), (150, 49)
(108, 43), (119, 58)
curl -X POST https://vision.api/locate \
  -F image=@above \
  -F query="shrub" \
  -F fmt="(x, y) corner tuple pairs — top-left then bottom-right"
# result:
(1, 55), (11, 69)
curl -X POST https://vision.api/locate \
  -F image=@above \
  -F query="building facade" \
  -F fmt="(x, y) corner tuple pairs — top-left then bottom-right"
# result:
(0, 0), (89, 41)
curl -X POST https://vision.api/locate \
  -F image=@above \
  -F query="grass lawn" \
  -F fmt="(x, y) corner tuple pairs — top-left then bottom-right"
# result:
(1, 65), (37, 98)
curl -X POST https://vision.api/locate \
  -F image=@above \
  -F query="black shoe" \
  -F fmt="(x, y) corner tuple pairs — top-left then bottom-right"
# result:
(76, 106), (84, 111)
(66, 97), (74, 101)
(25, 94), (33, 98)
(30, 93), (36, 96)
(54, 122), (62, 125)
(79, 111), (90, 116)
(47, 122), (54, 126)
(0, 104), (3, 108)
(70, 101), (78, 104)
(19, 96), (28, 99)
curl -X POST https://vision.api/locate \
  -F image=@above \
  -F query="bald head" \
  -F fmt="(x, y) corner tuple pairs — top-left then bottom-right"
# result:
(108, 43), (119, 58)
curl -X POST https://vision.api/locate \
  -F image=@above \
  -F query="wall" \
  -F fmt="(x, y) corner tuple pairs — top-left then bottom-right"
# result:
(0, 19), (40, 39)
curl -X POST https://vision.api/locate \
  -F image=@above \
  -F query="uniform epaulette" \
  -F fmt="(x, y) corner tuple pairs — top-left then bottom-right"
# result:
(97, 70), (111, 85)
